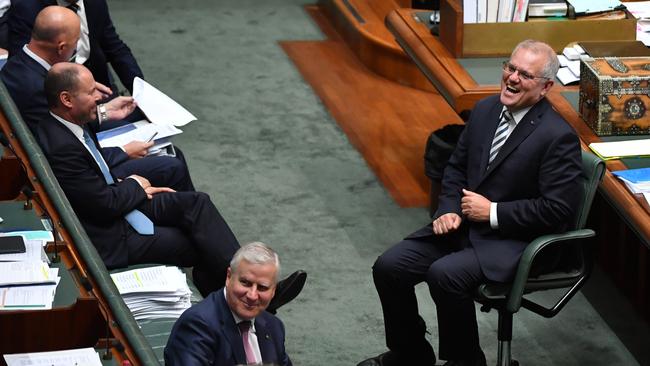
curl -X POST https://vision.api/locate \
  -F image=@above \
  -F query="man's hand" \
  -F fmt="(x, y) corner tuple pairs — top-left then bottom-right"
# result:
(123, 141), (154, 159)
(432, 213), (462, 235)
(95, 82), (113, 99)
(105, 96), (137, 121)
(144, 186), (175, 199)
(461, 189), (491, 222)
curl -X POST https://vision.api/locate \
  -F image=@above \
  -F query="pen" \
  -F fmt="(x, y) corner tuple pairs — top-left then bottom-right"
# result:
(146, 132), (158, 143)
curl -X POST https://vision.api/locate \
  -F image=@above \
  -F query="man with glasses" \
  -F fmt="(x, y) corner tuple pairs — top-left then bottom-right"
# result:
(357, 40), (582, 366)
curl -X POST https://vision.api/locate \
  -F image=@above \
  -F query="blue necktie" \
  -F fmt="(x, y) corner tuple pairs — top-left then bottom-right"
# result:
(83, 130), (154, 235)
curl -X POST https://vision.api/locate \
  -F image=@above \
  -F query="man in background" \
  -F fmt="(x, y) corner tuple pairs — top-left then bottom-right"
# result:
(165, 242), (293, 366)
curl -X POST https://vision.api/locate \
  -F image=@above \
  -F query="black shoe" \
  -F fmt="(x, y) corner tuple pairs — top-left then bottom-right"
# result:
(357, 350), (435, 366)
(266, 270), (307, 314)
(356, 352), (396, 366)
(442, 349), (487, 366)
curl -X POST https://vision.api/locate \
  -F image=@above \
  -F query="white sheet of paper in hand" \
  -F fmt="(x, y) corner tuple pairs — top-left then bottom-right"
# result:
(132, 77), (197, 126)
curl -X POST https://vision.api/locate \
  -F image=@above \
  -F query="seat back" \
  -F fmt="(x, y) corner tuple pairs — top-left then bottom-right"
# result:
(572, 151), (606, 231)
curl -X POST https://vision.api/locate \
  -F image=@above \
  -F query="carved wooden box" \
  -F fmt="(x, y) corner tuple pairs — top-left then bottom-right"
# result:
(579, 57), (650, 136)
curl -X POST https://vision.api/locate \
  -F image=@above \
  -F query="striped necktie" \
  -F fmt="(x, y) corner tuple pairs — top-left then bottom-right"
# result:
(82, 130), (154, 235)
(488, 110), (513, 166)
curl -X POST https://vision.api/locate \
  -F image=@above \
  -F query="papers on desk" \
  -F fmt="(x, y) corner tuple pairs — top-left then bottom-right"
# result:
(111, 265), (192, 320)
(556, 46), (587, 85)
(97, 120), (182, 148)
(624, 1), (650, 46)
(588, 139), (650, 160)
(0, 230), (59, 310)
(613, 168), (650, 206)
(566, 0), (624, 15)
(4, 347), (103, 366)
(132, 77), (197, 127)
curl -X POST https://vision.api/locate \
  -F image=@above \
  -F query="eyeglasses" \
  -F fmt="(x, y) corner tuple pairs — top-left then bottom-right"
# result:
(502, 61), (549, 81)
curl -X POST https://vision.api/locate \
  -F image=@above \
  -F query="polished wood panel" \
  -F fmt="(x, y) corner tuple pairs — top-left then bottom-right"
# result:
(318, 0), (437, 91)
(282, 6), (462, 206)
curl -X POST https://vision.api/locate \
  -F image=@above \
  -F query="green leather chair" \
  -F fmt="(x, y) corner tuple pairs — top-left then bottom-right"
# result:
(475, 151), (606, 366)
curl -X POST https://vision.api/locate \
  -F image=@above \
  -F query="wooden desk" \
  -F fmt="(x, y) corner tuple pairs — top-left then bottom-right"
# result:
(386, 8), (650, 247)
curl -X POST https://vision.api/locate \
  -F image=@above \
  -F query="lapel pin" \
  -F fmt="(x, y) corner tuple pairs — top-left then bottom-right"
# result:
(530, 120), (535, 125)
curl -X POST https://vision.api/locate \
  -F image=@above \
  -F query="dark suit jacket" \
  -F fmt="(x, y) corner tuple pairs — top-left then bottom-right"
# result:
(0, 47), (129, 166)
(37, 114), (146, 267)
(165, 289), (292, 366)
(8, 0), (143, 92)
(410, 95), (582, 282)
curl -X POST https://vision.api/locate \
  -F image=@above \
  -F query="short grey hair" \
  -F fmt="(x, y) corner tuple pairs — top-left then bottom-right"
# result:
(512, 39), (559, 80)
(230, 242), (281, 282)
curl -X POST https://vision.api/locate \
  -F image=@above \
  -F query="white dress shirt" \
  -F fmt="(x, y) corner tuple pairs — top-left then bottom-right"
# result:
(58, 0), (90, 64)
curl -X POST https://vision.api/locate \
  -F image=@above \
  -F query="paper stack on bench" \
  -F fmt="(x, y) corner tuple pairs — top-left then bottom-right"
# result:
(110, 265), (192, 320)
(0, 231), (59, 311)
(613, 167), (650, 205)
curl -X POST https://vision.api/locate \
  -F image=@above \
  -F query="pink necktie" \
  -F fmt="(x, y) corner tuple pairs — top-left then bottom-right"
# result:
(238, 321), (256, 365)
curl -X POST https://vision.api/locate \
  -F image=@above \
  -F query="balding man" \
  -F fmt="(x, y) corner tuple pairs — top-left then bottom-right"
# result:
(1, 6), (194, 191)
(37, 62), (306, 307)
(8, 0), (142, 94)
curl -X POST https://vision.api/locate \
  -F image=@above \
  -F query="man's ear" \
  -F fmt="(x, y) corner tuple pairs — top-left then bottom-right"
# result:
(541, 79), (554, 97)
(60, 91), (74, 108)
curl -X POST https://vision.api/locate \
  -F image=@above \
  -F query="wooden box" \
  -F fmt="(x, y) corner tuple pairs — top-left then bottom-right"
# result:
(438, 0), (637, 57)
(579, 57), (650, 136)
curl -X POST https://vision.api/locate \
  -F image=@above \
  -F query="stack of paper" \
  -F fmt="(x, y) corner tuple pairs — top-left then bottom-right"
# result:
(625, 1), (650, 46)
(111, 265), (192, 320)
(4, 347), (103, 366)
(556, 45), (587, 85)
(0, 231), (60, 311)
(588, 139), (650, 160)
(612, 167), (650, 206)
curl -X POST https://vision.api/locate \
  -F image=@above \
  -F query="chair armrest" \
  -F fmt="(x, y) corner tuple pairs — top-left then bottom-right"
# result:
(506, 228), (595, 313)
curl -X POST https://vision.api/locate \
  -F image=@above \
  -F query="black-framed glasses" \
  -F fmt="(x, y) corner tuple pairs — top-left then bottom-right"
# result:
(502, 61), (549, 81)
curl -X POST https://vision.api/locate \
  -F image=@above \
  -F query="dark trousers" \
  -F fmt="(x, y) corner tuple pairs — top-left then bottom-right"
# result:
(372, 226), (486, 361)
(111, 146), (195, 192)
(125, 191), (239, 295)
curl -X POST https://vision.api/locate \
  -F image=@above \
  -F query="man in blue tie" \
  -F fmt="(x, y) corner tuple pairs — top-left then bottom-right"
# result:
(357, 40), (583, 366)
(36, 62), (306, 307)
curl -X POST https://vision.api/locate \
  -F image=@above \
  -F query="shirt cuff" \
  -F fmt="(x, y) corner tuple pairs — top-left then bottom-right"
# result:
(489, 202), (499, 229)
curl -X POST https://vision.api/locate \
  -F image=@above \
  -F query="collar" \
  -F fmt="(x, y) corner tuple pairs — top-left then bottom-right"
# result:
(50, 111), (85, 141)
(223, 288), (257, 332)
(503, 105), (533, 125)
(23, 45), (52, 71)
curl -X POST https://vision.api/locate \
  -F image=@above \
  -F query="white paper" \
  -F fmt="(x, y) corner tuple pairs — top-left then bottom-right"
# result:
(567, 60), (581, 77)
(98, 121), (182, 148)
(643, 192), (650, 206)
(589, 139), (650, 159)
(111, 265), (186, 294)
(132, 77), (197, 126)
(556, 67), (580, 85)
(557, 54), (569, 67)
(0, 262), (56, 286)
(4, 347), (102, 366)
(0, 280), (59, 310)
(562, 47), (581, 61)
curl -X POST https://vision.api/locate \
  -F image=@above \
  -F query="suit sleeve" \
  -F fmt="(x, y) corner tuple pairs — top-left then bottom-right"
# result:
(276, 320), (293, 366)
(100, 146), (129, 168)
(6, 2), (36, 56)
(96, 0), (143, 92)
(164, 312), (219, 366)
(497, 124), (582, 237)
(44, 138), (147, 223)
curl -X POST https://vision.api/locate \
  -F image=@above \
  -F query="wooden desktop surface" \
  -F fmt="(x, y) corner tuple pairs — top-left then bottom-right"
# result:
(386, 8), (650, 246)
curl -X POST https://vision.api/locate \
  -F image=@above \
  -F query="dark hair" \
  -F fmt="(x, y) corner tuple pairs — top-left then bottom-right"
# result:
(44, 65), (80, 108)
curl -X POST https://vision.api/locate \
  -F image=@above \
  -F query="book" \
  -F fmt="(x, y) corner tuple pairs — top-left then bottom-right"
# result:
(512, 0), (530, 21)
(498, 0), (516, 22)
(529, 0), (568, 17)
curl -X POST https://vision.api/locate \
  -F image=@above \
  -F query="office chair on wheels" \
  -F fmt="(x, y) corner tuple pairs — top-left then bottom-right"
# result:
(474, 151), (605, 366)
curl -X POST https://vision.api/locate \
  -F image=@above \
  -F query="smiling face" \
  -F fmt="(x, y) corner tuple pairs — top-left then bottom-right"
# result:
(67, 67), (101, 123)
(225, 259), (277, 320)
(500, 47), (554, 112)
